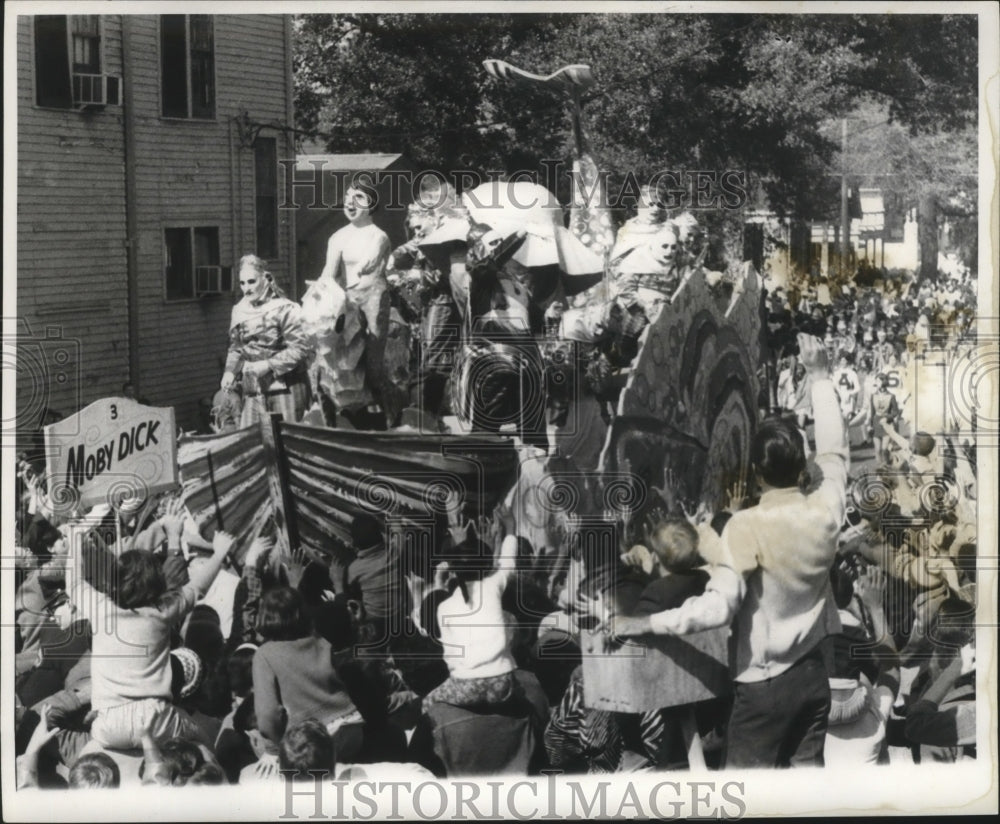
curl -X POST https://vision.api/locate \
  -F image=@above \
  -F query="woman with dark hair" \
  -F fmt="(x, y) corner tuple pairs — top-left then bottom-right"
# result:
(222, 254), (312, 427)
(251, 587), (362, 760)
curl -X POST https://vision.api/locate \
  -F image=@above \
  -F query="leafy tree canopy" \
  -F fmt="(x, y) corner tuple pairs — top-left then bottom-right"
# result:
(293, 13), (978, 229)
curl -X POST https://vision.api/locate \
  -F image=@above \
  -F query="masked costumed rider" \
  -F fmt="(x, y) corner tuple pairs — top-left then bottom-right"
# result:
(222, 254), (312, 428)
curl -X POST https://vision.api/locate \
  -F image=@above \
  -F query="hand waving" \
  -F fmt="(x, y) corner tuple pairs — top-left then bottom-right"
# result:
(726, 477), (748, 513)
(243, 535), (274, 569)
(797, 333), (829, 377)
(212, 530), (236, 558)
(284, 545), (309, 588)
(159, 495), (187, 543)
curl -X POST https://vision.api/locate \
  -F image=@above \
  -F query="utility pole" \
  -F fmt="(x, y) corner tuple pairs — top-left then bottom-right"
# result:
(840, 118), (850, 283)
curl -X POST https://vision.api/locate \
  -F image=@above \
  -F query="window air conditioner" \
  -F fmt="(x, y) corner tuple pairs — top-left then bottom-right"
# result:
(73, 74), (122, 108)
(196, 266), (226, 296)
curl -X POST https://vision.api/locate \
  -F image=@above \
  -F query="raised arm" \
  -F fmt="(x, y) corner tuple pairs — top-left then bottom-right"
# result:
(800, 334), (848, 464)
(855, 567), (900, 717)
(613, 560), (743, 637)
(881, 419), (911, 453)
(157, 530), (237, 627)
(490, 503), (519, 588)
(16, 704), (60, 789)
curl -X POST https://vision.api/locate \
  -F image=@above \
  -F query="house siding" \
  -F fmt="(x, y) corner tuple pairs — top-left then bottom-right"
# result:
(16, 14), (129, 425)
(17, 13), (295, 432)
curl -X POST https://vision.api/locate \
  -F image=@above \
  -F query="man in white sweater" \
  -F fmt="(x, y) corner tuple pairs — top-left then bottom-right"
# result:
(613, 333), (849, 767)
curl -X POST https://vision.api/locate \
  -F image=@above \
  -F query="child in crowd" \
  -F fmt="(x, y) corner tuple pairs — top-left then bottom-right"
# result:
(251, 587), (363, 759)
(341, 514), (407, 643)
(425, 505), (520, 709)
(68, 529), (237, 750)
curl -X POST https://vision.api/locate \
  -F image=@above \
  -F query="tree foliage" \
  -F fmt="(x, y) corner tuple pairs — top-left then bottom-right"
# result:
(293, 12), (979, 267)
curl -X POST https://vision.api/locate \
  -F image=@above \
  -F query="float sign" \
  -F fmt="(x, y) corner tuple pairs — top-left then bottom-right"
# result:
(44, 398), (178, 510)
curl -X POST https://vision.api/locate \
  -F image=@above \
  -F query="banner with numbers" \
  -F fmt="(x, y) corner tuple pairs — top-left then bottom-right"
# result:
(43, 398), (178, 511)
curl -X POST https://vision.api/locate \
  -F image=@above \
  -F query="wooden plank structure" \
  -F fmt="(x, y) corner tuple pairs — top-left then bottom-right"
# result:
(280, 423), (520, 563)
(176, 419), (521, 565)
(176, 424), (271, 562)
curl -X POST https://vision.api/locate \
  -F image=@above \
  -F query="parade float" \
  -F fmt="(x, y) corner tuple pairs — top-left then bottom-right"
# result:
(173, 60), (761, 574)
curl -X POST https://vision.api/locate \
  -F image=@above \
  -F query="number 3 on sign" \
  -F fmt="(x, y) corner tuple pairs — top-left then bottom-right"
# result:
(110, 404), (118, 420)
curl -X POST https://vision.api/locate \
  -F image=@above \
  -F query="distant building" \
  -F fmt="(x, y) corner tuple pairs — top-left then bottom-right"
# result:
(292, 151), (417, 295)
(15, 13), (296, 435)
(751, 184), (920, 288)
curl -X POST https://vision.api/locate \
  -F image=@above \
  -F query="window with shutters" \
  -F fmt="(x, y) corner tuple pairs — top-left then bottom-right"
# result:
(160, 15), (215, 119)
(34, 15), (103, 108)
(255, 138), (279, 258)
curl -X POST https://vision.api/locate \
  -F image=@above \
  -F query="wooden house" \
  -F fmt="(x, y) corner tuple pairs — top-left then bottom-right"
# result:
(16, 13), (296, 435)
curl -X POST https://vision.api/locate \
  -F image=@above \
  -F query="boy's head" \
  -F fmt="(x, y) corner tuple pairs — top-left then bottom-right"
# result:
(647, 518), (703, 572)
(349, 513), (383, 552)
(147, 737), (205, 786)
(68, 752), (120, 789)
(113, 550), (166, 609)
(256, 586), (311, 642)
(227, 645), (257, 699)
(279, 719), (334, 780)
(751, 418), (807, 489)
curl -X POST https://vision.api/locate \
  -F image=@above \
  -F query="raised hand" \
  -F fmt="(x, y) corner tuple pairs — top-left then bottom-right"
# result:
(212, 530), (236, 558)
(621, 544), (659, 576)
(797, 333), (829, 376)
(284, 545), (308, 588)
(443, 488), (463, 528)
(854, 565), (885, 610)
(160, 495), (187, 543)
(726, 477), (748, 513)
(243, 535), (274, 569)
(495, 502), (516, 540)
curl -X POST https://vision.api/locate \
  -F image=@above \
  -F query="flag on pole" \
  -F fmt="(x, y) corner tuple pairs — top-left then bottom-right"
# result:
(568, 153), (615, 259)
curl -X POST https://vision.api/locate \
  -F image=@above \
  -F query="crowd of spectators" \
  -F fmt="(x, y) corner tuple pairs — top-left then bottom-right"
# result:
(12, 266), (979, 790)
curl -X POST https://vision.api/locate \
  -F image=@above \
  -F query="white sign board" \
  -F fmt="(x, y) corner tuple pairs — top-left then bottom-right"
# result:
(44, 398), (178, 511)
